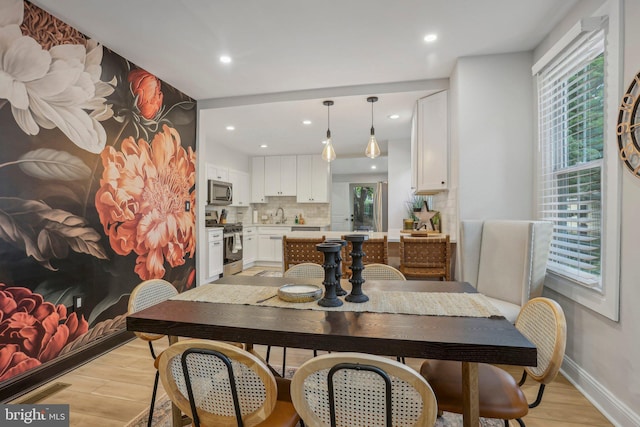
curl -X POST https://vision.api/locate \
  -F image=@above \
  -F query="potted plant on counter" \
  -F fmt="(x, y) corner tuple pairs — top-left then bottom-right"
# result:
(403, 194), (426, 230)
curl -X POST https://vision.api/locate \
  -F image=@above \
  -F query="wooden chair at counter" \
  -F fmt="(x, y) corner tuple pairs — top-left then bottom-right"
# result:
(341, 235), (388, 278)
(282, 235), (326, 271)
(399, 235), (451, 280)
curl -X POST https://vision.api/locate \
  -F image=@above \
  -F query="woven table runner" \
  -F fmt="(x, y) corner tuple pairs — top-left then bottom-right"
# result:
(171, 284), (503, 318)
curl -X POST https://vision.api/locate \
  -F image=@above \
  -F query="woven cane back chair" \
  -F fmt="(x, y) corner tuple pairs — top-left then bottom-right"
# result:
(291, 352), (437, 427)
(341, 235), (388, 278)
(361, 263), (406, 280)
(158, 339), (300, 427)
(283, 236), (326, 271)
(269, 262), (326, 373)
(399, 235), (451, 280)
(128, 279), (179, 427)
(420, 297), (567, 426)
(283, 262), (325, 279)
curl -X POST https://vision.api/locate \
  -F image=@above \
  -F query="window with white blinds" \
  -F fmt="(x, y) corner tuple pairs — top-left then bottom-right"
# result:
(536, 28), (605, 289)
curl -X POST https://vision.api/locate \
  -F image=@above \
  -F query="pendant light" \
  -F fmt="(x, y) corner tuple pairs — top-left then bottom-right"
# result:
(321, 100), (336, 162)
(365, 96), (381, 159)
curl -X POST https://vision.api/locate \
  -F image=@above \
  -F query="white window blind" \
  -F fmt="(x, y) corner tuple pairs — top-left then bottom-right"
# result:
(537, 27), (605, 289)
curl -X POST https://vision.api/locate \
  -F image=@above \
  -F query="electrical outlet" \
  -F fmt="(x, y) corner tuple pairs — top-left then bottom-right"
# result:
(185, 201), (190, 212)
(73, 296), (82, 310)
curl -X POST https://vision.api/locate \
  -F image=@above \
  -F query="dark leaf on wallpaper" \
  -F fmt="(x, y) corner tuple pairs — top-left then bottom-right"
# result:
(32, 280), (77, 307)
(36, 209), (109, 260)
(18, 149), (92, 181)
(0, 198), (108, 270)
(88, 290), (127, 325)
(0, 202), (54, 270)
(30, 183), (84, 207)
(163, 101), (196, 125)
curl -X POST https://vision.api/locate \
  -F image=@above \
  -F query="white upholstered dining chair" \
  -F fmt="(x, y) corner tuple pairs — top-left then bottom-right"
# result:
(459, 220), (553, 323)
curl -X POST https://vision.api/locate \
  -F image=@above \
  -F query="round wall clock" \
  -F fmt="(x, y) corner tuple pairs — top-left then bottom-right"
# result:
(617, 71), (640, 177)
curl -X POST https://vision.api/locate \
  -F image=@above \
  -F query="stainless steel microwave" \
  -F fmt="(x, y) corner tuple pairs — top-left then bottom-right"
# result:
(207, 180), (232, 205)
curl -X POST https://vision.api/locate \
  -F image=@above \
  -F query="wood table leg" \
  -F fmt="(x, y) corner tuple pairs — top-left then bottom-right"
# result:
(462, 361), (479, 427)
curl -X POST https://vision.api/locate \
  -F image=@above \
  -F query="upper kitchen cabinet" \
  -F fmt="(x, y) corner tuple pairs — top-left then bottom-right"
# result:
(412, 91), (448, 194)
(228, 169), (250, 207)
(206, 164), (229, 182)
(297, 154), (330, 203)
(264, 156), (297, 196)
(251, 157), (266, 203)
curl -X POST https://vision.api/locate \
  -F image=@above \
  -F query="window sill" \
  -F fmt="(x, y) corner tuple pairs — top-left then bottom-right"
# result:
(545, 271), (618, 321)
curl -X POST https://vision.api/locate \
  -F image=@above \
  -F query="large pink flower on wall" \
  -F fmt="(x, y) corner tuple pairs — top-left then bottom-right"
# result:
(95, 125), (196, 280)
(0, 284), (88, 380)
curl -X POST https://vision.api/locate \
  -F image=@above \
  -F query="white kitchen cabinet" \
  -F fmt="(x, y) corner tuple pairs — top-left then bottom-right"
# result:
(251, 157), (266, 203)
(413, 90), (448, 194)
(296, 155), (330, 203)
(264, 156), (297, 196)
(243, 227), (257, 267)
(206, 228), (224, 281)
(228, 169), (250, 207)
(257, 226), (290, 263)
(206, 163), (229, 182)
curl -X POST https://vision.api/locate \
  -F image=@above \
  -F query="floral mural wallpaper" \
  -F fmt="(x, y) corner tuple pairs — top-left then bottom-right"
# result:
(0, 0), (197, 386)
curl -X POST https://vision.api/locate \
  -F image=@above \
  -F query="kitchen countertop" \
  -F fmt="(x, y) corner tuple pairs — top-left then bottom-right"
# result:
(241, 225), (407, 242)
(245, 223), (331, 228)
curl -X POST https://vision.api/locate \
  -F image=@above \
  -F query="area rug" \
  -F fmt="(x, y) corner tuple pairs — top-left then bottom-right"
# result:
(255, 270), (283, 277)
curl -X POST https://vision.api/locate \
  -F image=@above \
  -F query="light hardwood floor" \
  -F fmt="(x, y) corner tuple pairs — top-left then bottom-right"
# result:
(11, 267), (613, 427)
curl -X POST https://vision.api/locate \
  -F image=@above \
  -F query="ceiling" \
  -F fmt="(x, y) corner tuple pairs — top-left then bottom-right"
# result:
(32, 0), (579, 166)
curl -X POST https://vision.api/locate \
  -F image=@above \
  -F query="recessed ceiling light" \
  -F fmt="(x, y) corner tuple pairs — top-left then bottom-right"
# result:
(226, 125), (235, 131)
(424, 34), (438, 43)
(302, 120), (312, 125)
(220, 55), (232, 64)
(371, 165), (377, 169)
(260, 144), (268, 148)
(388, 114), (400, 120)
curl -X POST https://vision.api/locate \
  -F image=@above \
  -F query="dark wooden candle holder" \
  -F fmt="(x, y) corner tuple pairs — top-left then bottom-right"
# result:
(324, 238), (347, 296)
(344, 234), (369, 303)
(316, 242), (343, 307)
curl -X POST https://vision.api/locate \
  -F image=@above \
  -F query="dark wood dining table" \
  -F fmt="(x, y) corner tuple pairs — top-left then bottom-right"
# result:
(126, 275), (536, 427)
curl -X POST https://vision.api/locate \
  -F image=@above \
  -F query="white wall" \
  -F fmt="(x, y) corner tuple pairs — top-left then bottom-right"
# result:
(206, 142), (250, 173)
(454, 52), (535, 221)
(538, 1), (640, 424)
(387, 138), (412, 237)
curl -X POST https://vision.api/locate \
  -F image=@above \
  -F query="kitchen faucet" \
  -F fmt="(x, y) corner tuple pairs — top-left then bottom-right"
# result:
(275, 207), (286, 224)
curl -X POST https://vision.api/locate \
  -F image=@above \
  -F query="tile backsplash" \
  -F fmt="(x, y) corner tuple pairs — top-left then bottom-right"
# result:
(208, 197), (330, 225)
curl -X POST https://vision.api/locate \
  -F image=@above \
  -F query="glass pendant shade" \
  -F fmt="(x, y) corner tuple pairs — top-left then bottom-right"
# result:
(321, 100), (336, 162)
(365, 96), (381, 159)
(322, 136), (336, 162)
(365, 131), (380, 159)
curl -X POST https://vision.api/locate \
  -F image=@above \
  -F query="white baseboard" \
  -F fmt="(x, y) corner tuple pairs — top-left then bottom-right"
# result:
(561, 356), (640, 427)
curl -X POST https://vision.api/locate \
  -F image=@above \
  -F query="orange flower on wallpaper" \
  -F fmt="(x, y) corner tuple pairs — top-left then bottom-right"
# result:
(0, 284), (89, 380)
(95, 125), (196, 280)
(128, 68), (164, 120)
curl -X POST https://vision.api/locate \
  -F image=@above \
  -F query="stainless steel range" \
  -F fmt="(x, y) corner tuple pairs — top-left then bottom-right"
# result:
(221, 223), (243, 275)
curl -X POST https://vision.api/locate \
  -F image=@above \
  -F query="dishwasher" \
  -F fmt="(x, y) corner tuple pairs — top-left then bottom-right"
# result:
(291, 226), (322, 231)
